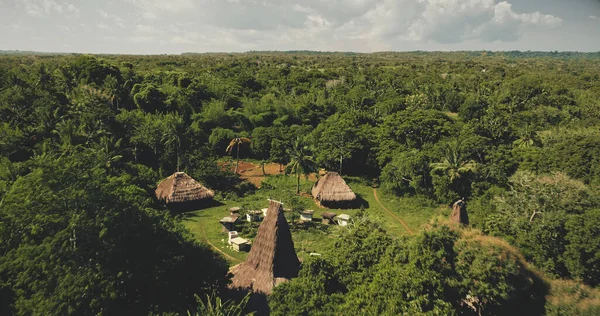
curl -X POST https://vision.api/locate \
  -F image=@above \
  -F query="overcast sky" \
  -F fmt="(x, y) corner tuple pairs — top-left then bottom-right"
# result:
(1, 0), (599, 54)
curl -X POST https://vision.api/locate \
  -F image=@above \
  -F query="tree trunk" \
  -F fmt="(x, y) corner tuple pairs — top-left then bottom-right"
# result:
(262, 161), (266, 176)
(296, 172), (301, 195)
(235, 144), (240, 174)
(339, 154), (343, 175)
(176, 145), (181, 172)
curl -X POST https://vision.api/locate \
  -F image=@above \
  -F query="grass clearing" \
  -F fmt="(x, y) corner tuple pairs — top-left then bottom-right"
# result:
(181, 174), (447, 267)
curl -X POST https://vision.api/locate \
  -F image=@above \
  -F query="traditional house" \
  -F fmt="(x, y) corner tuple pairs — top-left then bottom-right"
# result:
(229, 200), (300, 295)
(336, 214), (351, 226)
(155, 172), (214, 211)
(230, 206), (242, 216)
(228, 231), (250, 252)
(231, 237), (251, 252)
(300, 210), (315, 222)
(312, 172), (357, 208)
(246, 210), (263, 222)
(219, 216), (238, 232)
(450, 198), (469, 225)
(321, 212), (337, 225)
(228, 231), (240, 244)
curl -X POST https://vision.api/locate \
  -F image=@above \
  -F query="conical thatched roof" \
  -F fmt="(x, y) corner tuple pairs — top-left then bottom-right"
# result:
(312, 172), (357, 203)
(229, 200), (300, 295)
(155, 172), (214, 204)
(450, 198), (469, 225)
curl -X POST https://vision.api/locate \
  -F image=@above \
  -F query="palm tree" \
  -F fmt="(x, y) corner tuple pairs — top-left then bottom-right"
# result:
(103, 75), (121, 111)
(54, 66), (74, 93)
(285, 139), (318, 195)
(162, 115), (185, 172)
(430, 140), (477, 182)
(226, 137), (251, 174)
(513, 125), (536, 148)
(35, 63), (52, 90)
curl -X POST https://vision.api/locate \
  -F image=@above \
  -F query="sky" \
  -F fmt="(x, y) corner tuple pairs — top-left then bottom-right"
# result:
(1, 0), (599, 54)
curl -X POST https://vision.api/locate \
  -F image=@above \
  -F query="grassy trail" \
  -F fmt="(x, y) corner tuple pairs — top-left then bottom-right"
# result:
(200, 223), (242, 264)
(372, 188), (414, 235)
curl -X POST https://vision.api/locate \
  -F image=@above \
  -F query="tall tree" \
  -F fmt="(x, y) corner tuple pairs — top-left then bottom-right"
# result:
(430, 139), (477, 182)
(285, 138), (318, 195)
(226, 137), (251, 174)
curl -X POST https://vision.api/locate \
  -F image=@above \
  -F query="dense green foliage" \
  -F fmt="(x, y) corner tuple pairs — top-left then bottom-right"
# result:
(1, 51), (600, 313)
(270, 220), (545, 315)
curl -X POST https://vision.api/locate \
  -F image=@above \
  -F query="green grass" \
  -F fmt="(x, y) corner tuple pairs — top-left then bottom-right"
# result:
(181, 174), (447, 266)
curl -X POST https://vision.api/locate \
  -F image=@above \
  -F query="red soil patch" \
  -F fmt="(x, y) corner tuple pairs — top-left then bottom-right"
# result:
(218, 161), (286, 188)
(218, 160), (319, 188)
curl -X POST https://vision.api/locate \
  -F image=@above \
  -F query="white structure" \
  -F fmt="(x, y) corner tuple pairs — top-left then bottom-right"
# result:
(261, 208), (269, 216)
(228, 231), (239, 245)
(246, 210), (263, 222)
(230, 237), (250, 252)
(336, 214), (351, 226)
(300, 210), (315, 222)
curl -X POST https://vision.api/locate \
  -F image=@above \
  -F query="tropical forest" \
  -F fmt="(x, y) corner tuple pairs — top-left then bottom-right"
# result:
(1, 51), (600, 315)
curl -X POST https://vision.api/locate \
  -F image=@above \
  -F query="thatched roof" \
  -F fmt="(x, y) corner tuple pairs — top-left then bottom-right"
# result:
(220, 216), (238, 224)
(229, 201), (300, 295)
(312, 172), (357, 203)
(155, 172), (214, 204)
(450, 198), (469, 225)
(322, 212), (337, 219)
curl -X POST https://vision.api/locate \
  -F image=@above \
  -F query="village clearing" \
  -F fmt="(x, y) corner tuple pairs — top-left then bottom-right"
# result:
(182, 161), (446, 265)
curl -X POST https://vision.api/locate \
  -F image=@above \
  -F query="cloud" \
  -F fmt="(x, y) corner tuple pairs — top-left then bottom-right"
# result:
(141, 0), (561, 47)
(590, 15), (599, 21)
(171, 36), (194, 44)
(124, 0), (195, 18)
(17, 0), (78, 17)
(98, 9), (126, 28)
(355, 0), (562, 43)
(129, 35), (155, 43)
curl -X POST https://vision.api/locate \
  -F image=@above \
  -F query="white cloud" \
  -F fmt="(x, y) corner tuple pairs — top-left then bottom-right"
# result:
(136, 24), (155, 33)
(356, 0), (562, 43)
(17, 0), (78, 17)
(124, 0), (195, 18)
(129, 35), (155, 43)
(171, 36), (194, 44)
(5, 0), (593, 53)
(96, 23), (111, 30)
(98, 9), (126, 28)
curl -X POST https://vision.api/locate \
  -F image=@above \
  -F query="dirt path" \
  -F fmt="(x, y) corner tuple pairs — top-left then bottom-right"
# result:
(373, 188), (414, 235)
(201, 223), (242, 263)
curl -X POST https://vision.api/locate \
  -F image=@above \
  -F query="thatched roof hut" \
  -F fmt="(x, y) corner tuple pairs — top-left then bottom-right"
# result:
(155, 172), (214, 208)
(312, 172), (357, 206)
(450, 198), (469, 225)
(230, 200), (300, 295)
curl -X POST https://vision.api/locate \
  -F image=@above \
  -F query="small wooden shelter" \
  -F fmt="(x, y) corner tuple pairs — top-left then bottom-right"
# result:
(231, 237), (251, 252)
(321, 212), (337, 225)
(246, 210), (263, 222)
(230, 200), (300, 295)
(450, 198), (469, 225)
(228, 231), (250, 252)
(300, 210), (315, 222)
(230, 207), (242, 216)
(220, 216), (238, 232)
(155, 172), (214, 211)
(336, 214), (351, 226)
(312, 172), (357, 208)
